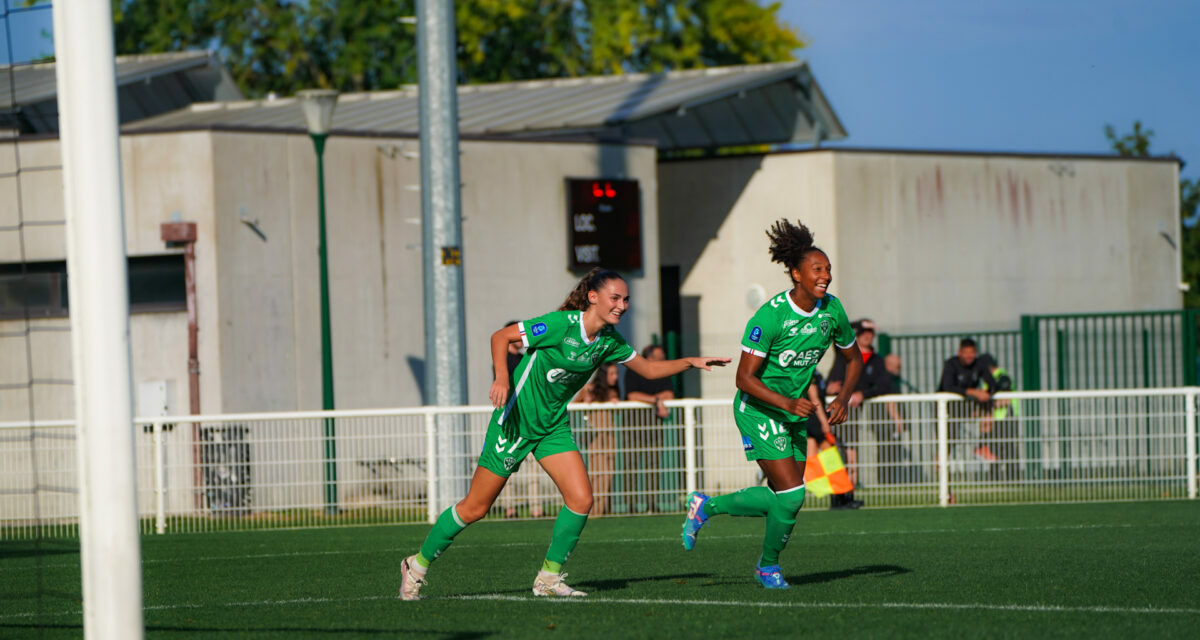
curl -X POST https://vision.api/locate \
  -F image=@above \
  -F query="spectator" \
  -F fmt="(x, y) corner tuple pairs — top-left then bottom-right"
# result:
(825, 319), (892, 404)
(979, 353), (1020, 477)
(622, 344), (678, 512)
(938, 337), (999, 461)
(576, 362), (620, 515)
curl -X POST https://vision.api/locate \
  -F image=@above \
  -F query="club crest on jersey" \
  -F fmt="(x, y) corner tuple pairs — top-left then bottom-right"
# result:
(749, 326), (762, 343)
(774, 436), (788, 451)
(531, 322), (548, 337)
(503, 456), (517, 471)
(819, 319), (831, 339)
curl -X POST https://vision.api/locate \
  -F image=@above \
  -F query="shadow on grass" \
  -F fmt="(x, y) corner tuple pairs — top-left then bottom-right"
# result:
(696, 564), (911, 587)
(451, 572), (716, 596)
(0, 541), (80, 560)
(0, 623), (494, 638)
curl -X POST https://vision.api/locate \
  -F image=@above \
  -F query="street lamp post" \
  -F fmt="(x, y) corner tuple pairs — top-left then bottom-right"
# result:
(298, 89), (339, 515)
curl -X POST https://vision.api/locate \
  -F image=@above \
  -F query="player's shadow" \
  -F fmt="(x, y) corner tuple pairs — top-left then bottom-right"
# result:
(788, 564), (910, 585)
(456, 572), (714, 596)
(695, 564), (910, 587)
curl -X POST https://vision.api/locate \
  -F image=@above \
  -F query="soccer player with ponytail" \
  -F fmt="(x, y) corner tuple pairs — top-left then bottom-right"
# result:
(400, 268), (729, 600)
(680, 219), (863, 589)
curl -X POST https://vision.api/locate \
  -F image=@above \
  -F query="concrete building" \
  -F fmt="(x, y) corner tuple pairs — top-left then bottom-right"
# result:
(658, 148), (1184, 397)
(0, 131), (659, 421)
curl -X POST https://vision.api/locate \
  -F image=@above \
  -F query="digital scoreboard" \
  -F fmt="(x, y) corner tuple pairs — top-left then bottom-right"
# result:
(565, 178), (642, 272)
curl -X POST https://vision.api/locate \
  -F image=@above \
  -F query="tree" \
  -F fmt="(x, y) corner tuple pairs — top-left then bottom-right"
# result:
(1105, 121), (1200, 308)
(111, 0), (803, 97)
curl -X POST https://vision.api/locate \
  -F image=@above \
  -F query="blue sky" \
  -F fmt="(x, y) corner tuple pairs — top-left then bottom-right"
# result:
(779, 0), (1198, 181)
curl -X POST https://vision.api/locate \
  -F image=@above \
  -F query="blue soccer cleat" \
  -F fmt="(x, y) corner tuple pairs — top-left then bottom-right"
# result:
(754, 559), (791, 589)
(681, 491), (710, 550)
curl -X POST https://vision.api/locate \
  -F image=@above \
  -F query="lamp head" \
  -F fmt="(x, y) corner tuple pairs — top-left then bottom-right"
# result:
(297, 89), (339, 135)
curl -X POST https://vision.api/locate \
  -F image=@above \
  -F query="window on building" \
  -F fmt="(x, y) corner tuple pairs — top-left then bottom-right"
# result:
(0, 255), (186, 319)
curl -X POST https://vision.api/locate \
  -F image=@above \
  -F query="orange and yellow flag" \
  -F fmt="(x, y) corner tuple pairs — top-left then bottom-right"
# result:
(804, 446), (854, 498)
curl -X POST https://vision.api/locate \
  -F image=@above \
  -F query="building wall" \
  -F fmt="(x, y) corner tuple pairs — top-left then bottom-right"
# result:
(1, 132), (659, 421)
(658, 150), (1182, 399)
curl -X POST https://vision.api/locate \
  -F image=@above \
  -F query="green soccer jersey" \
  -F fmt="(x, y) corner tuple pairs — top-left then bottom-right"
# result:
(499, 310), (636, 437)
(734, 291), (855, 423)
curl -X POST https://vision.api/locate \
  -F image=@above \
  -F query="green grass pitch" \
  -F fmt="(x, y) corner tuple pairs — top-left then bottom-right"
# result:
(3, 501), (1200, 638)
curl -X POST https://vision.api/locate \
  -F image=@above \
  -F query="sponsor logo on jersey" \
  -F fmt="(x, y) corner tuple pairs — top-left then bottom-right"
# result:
(774, 436), (788, 451)
(565, 337), (580, 347)
(788, 327), (799, 337)
(546, 368), (573, 383)
(531, 322), (548, 337)
(778, 348), (822, 368)
(801, 325), (818, 335)
(783, 319), (800, 328)
(742, 436), (754, 452)
(503, 456), (517, 471)
(749, 326), (762, 343)
(819, 319), (831, 339)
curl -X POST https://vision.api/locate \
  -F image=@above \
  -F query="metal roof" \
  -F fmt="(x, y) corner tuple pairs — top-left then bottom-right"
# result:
(0, 51), (243, 134)
(125, 61), (846, 150)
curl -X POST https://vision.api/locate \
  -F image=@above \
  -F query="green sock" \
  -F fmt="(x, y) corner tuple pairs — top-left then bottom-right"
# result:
(544, 506), (589, 567)
(704, 486), (775, 518)
(761, 485), (805, 565)
(541, 559), (563, 574)
(418, 506), (468, 565)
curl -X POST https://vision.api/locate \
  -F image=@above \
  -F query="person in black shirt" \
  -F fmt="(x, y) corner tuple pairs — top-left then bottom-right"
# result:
(938, 337), (999, 461)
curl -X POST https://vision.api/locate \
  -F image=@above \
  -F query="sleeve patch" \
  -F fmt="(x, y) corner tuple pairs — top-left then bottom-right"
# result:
(749, 326), (762, 343)
(531, 322), (548, 337)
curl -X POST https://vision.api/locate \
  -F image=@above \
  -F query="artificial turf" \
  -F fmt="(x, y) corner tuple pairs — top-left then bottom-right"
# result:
(3, 500), (1199, 638)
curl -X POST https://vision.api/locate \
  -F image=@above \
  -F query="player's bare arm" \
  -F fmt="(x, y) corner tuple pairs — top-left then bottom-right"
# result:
(826, 343), (863, 424)
(624, 353), (730, 380)
(734, 351), (815, 418)
(488, 323), (522, 408)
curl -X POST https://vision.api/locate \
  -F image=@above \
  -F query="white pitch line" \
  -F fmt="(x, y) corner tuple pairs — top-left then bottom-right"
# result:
(0, 522), (1150, 571)
(4, 593), (1199, 622)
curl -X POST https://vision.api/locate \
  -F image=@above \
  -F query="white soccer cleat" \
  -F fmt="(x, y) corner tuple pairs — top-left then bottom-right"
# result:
(398, 555), (427, 601)
(532, 570), (587, 597)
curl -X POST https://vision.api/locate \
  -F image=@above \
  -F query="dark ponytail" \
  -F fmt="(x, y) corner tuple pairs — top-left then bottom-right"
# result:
(766, 219), (824, 278)
(559, 267), (624, 311)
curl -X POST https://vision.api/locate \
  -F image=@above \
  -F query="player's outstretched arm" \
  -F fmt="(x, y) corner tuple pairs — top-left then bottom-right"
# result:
(624, 354), (730, 380)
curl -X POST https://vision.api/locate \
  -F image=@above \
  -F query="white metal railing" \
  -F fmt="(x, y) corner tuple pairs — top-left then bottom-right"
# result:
(2, 388), (1197, 537)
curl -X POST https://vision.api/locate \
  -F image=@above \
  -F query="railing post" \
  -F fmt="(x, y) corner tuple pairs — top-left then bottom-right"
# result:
(1187, 388), (1197, 500)
(425, 409), (438, 524)
(937, 396), (950, 507)
(683, 401), (697, 495)
(154, 421), (166, 534)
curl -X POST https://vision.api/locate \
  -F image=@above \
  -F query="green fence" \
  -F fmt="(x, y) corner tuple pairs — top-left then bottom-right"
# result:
(881, 310), (1200, 392)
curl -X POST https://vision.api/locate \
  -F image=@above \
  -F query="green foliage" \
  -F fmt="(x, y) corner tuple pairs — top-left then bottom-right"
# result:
(1105, 121), (1198, 307)
(1104, 120), (1154, 157)
(111, 0), (803, 97)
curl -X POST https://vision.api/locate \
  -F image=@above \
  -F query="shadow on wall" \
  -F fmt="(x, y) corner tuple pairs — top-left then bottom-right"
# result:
(407, 356), (424, 403)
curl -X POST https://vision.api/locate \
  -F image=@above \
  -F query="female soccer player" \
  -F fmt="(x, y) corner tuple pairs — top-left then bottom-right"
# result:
(680, 219), (863, 589)
(400, 268), (729, 600)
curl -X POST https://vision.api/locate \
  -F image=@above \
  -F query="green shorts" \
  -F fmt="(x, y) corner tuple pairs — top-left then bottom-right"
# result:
(477, 416), (579, 477)
(734, 403), (808, 462)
